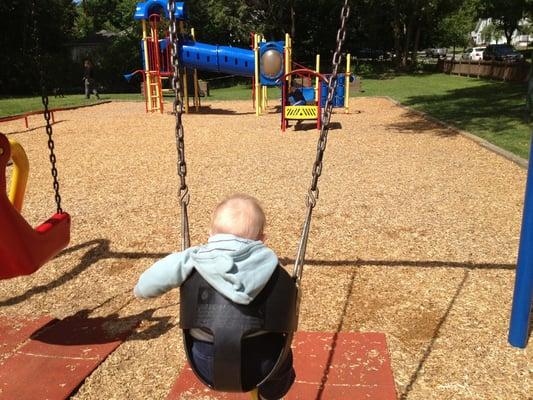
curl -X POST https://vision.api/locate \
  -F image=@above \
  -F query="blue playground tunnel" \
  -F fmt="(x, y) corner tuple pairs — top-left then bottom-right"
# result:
(179, 42), (255, 77)
(133, 0), (285, 85)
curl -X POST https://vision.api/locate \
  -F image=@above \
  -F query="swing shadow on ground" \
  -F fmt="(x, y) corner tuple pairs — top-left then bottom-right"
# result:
(315, 270), (356, 400)
(279, 258), (514, 399)
(0, 238), (169, 308)
(1, 120), (66, 136)
(278, 257), (515, 271)
(398, 270), (470, 399)
(30, 301), (178, 346)
(0, 239), (178, 352)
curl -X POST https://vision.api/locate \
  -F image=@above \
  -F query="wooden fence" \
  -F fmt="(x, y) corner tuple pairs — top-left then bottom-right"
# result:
(438, 59), (531, 82)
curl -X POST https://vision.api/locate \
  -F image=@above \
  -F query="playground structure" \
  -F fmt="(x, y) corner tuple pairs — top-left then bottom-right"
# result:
(127, 0), (287, 115)
(127, 0), (353, 126)
(280, 69), (327, 131)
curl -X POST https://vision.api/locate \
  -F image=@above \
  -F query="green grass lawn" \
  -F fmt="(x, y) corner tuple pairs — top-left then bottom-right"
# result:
(0, 86), (273, 116)
(0, 94), (142, 117)
(2, 74), (530, 159)
(357, 73), (531, 159)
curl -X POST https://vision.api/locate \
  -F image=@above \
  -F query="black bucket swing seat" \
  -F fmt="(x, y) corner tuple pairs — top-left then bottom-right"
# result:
(180, 265), (298, 392)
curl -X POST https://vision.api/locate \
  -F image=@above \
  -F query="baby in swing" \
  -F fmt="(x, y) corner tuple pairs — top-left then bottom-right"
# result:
(134, 194), (295, 400)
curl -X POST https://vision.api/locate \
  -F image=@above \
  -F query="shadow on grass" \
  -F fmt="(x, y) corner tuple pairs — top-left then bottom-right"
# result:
(390, 80), (530, 155)
(356, 67), (441, 81)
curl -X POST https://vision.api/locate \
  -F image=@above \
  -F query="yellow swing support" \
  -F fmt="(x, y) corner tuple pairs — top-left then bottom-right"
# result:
(6, 139), (29, 213)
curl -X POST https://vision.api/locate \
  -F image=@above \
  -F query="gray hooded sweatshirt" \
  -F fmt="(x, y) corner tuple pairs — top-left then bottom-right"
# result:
(134, 234), (279, 305)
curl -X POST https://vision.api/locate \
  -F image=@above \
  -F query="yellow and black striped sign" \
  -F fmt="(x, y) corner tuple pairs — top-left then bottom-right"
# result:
(285, 105), (318, 120)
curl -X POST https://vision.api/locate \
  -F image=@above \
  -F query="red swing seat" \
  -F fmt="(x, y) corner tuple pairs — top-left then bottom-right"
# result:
(0, 133), (70, 280)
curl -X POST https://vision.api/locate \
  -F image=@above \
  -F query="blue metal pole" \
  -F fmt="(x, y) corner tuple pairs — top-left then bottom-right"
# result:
(509, 135), (533, 348)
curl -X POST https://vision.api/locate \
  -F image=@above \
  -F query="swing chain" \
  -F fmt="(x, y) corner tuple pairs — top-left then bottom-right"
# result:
(31, 0), (63, 214)
(41, 93), (63, 214)
(168, 0), (191, 250)
(294, 0), (350, 282)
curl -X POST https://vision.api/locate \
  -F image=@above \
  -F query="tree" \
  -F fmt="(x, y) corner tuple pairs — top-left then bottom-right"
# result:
(480, 21), (504, 44)
(517, 18), (533, 37)
(187, 0), (261, 47)
(435, 0), (480, 55)
(356, 0), (467, 68)
(0, 0), (77, 94)
(479, 0), (529, 44)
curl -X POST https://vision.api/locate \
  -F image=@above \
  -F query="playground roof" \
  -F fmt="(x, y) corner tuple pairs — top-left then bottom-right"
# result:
(134, 0), (187, 21)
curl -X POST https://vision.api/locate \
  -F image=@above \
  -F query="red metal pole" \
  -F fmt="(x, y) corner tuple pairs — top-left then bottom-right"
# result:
(317, 79), (321, 130)
(281, 81), (286, 132)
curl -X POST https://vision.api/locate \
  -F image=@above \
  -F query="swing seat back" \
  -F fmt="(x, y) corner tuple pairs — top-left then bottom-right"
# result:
(180, 266), (298, 392)
(0, 133), (71, 279)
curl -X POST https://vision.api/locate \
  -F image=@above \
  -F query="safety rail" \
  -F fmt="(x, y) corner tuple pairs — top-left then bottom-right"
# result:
(0, 101), (111, 129)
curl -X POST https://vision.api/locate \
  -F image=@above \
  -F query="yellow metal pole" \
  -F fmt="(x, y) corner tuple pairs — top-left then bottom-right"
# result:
(180, 21), (189, 113)
(142, 20), (153, 111)
(263, 85), (267, 109)
(344, 53), (351, 114)
(259, 35), (265, 113)
(191, 28), (200, 111)
(151, 21), (163, 112)
(285, 33), (292, 90)
(7, 139), (29, 213)
(315, 53), (320, 102)
(254, 33), (261, 116)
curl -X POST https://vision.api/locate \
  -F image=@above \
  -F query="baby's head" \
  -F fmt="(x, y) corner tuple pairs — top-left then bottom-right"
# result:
(210, 194), (266, 241)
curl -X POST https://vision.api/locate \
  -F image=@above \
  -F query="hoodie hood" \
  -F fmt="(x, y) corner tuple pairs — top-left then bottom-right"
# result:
(190, 234), (278, 305)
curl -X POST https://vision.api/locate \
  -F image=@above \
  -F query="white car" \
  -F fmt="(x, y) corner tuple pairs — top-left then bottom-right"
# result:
(462, 47), (486, 61)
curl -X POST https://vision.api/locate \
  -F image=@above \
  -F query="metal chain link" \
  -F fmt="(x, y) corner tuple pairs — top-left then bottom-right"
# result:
(32, 0), (63, 214)
(168, 0), (191, 250)
(41, 95), (63, 213)
(293, 0), (350, 283)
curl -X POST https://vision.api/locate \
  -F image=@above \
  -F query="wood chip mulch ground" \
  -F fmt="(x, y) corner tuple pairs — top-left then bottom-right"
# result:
(0, 97), (531, 399)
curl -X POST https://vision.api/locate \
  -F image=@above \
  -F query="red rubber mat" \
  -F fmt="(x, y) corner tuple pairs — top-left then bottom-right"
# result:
(0, 314), (137, 400)
(167, 331), (397, 400)
(0, 315), (55, 358)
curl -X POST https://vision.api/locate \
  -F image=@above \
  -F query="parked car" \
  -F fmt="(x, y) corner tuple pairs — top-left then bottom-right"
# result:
(483, 44), (523, 62)
(354, 48), (388, 60)
(461, 47), (486, 61)
(425, 48), (447, 58)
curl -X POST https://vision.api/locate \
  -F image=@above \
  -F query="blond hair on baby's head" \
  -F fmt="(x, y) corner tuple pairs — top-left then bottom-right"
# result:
(210, 194), (266, 240)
